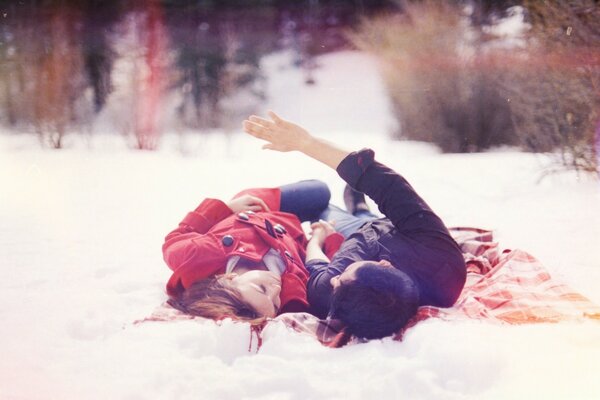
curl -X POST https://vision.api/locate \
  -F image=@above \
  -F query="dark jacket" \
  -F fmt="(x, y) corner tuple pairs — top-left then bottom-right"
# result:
(306, 149), (467, 319)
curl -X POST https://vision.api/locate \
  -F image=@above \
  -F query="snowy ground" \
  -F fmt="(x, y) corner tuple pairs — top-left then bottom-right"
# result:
(1, 51), (599, 400)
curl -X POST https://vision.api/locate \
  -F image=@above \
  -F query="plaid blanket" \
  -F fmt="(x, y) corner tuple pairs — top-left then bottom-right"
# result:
(139, 228), (600, 347)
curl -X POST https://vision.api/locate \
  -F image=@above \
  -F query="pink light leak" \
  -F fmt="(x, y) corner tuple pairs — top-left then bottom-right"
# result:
(135, 0), (167, 150)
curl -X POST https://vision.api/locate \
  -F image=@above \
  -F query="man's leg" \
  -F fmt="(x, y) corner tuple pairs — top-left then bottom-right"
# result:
(279, 180), (331, 222)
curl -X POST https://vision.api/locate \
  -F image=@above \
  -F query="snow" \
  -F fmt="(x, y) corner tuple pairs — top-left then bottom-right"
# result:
(262, 50), (398, 136)
(1, 50), (600, 400)
(484, 6), (529, 38)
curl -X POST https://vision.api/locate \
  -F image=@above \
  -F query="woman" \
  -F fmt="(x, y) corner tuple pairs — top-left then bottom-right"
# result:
(162, 180), (343, 322)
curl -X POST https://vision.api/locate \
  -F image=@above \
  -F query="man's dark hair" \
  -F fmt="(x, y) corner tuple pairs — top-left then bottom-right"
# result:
(330, 263), (419, 339)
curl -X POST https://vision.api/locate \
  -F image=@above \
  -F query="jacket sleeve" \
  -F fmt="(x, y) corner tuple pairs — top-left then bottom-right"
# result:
(230, 187), (282, 212)
(162, 198), (232, 271)
(323, 233), (344, 259)
(162, 187), (282, 272)
(305, 259), (333, 319)
(336, 149), (454, 247)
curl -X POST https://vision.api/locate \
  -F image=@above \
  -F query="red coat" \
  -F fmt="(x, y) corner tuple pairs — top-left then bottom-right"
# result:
(162, 187), (343, 314)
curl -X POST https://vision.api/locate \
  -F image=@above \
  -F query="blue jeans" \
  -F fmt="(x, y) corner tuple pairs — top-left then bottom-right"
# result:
(279, 180), (377, 237)
(319, 205), (378, 239)
(279, 180), (331, 222)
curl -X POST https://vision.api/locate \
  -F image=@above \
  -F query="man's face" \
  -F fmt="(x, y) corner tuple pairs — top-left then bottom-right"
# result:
(329, 260), (393, 290)
(226, 270), (282, 318)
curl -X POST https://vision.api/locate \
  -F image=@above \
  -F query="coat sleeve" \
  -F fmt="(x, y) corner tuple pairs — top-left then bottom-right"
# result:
(323, 233), (344, 259)
(230, 187), (282, 212)
(162, 187), (282, 272)
(336, 149), (455, 248)
(162, 198), (233, 272)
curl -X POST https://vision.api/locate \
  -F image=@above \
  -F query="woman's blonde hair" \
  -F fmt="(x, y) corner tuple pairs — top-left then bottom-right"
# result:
(167, 274), (266, 324)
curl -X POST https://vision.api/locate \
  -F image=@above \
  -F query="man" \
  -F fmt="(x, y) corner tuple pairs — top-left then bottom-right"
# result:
(243, 111), (466, 339)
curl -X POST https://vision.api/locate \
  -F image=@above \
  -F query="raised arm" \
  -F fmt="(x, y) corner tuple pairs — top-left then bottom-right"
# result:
(243, 112), (452, 239)
(243, 111), (350, 170)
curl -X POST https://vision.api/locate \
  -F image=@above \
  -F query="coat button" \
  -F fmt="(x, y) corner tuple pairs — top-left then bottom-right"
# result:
(238, 212), (249, 221)
(284, 250), (293, 260)
(274, 224), (286, 234)
(222, 235), (234, 246)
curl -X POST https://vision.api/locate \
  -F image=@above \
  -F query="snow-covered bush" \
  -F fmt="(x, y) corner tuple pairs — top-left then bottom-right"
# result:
(497, 0), (599, 175)
(348, 0), (516, 153)
(349, 0), (599, 176)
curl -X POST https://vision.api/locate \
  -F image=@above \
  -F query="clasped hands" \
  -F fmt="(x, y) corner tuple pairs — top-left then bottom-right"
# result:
(308, 219), (336, 247)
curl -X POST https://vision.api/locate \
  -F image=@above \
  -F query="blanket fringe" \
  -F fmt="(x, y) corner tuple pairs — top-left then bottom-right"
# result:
(248, 323), (265, 353)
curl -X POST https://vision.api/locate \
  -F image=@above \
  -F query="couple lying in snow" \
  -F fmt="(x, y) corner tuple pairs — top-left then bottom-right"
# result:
(162, 111), (466, 340)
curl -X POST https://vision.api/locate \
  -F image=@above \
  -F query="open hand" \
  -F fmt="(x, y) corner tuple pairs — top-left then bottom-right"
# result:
(242, 111), (312, 152)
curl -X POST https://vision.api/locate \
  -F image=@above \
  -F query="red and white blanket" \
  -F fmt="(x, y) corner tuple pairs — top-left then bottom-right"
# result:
(138, 228), (600, 347)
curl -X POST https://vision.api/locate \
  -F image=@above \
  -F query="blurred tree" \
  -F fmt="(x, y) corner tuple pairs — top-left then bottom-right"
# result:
(0, 0), (400, 148)
(0, 1), (103, 145)
(163, 0), (398, 131)
(164, 4), (274, 130)
(31, 5), (91, 148)
(349, 0), (516, 152)
(81, 1), (122, 113)
(497, 0), (599, 174)
(0, 1), (34, 128)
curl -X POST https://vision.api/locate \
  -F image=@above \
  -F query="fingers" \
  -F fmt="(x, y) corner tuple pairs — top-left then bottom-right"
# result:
(311, 219), (334, 227)
(243, 120), (270, 139)
(244, 195), (269, 211)
(233, 195), (271, 212)
(243, 112), (291, 153)
(310, 220), (333, 233)
(267, 110), (283, 124)
(243, 120), (281, 151)
(243, 120), (271, 138)
(243, 111), (283, 135)
(253, 196), (270, 211)
(243, 113), (278, 137)
(249, 115), (276, 129)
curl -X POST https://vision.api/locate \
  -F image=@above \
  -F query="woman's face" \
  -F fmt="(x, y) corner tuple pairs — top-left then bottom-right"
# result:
(228, 270), (282, 318)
